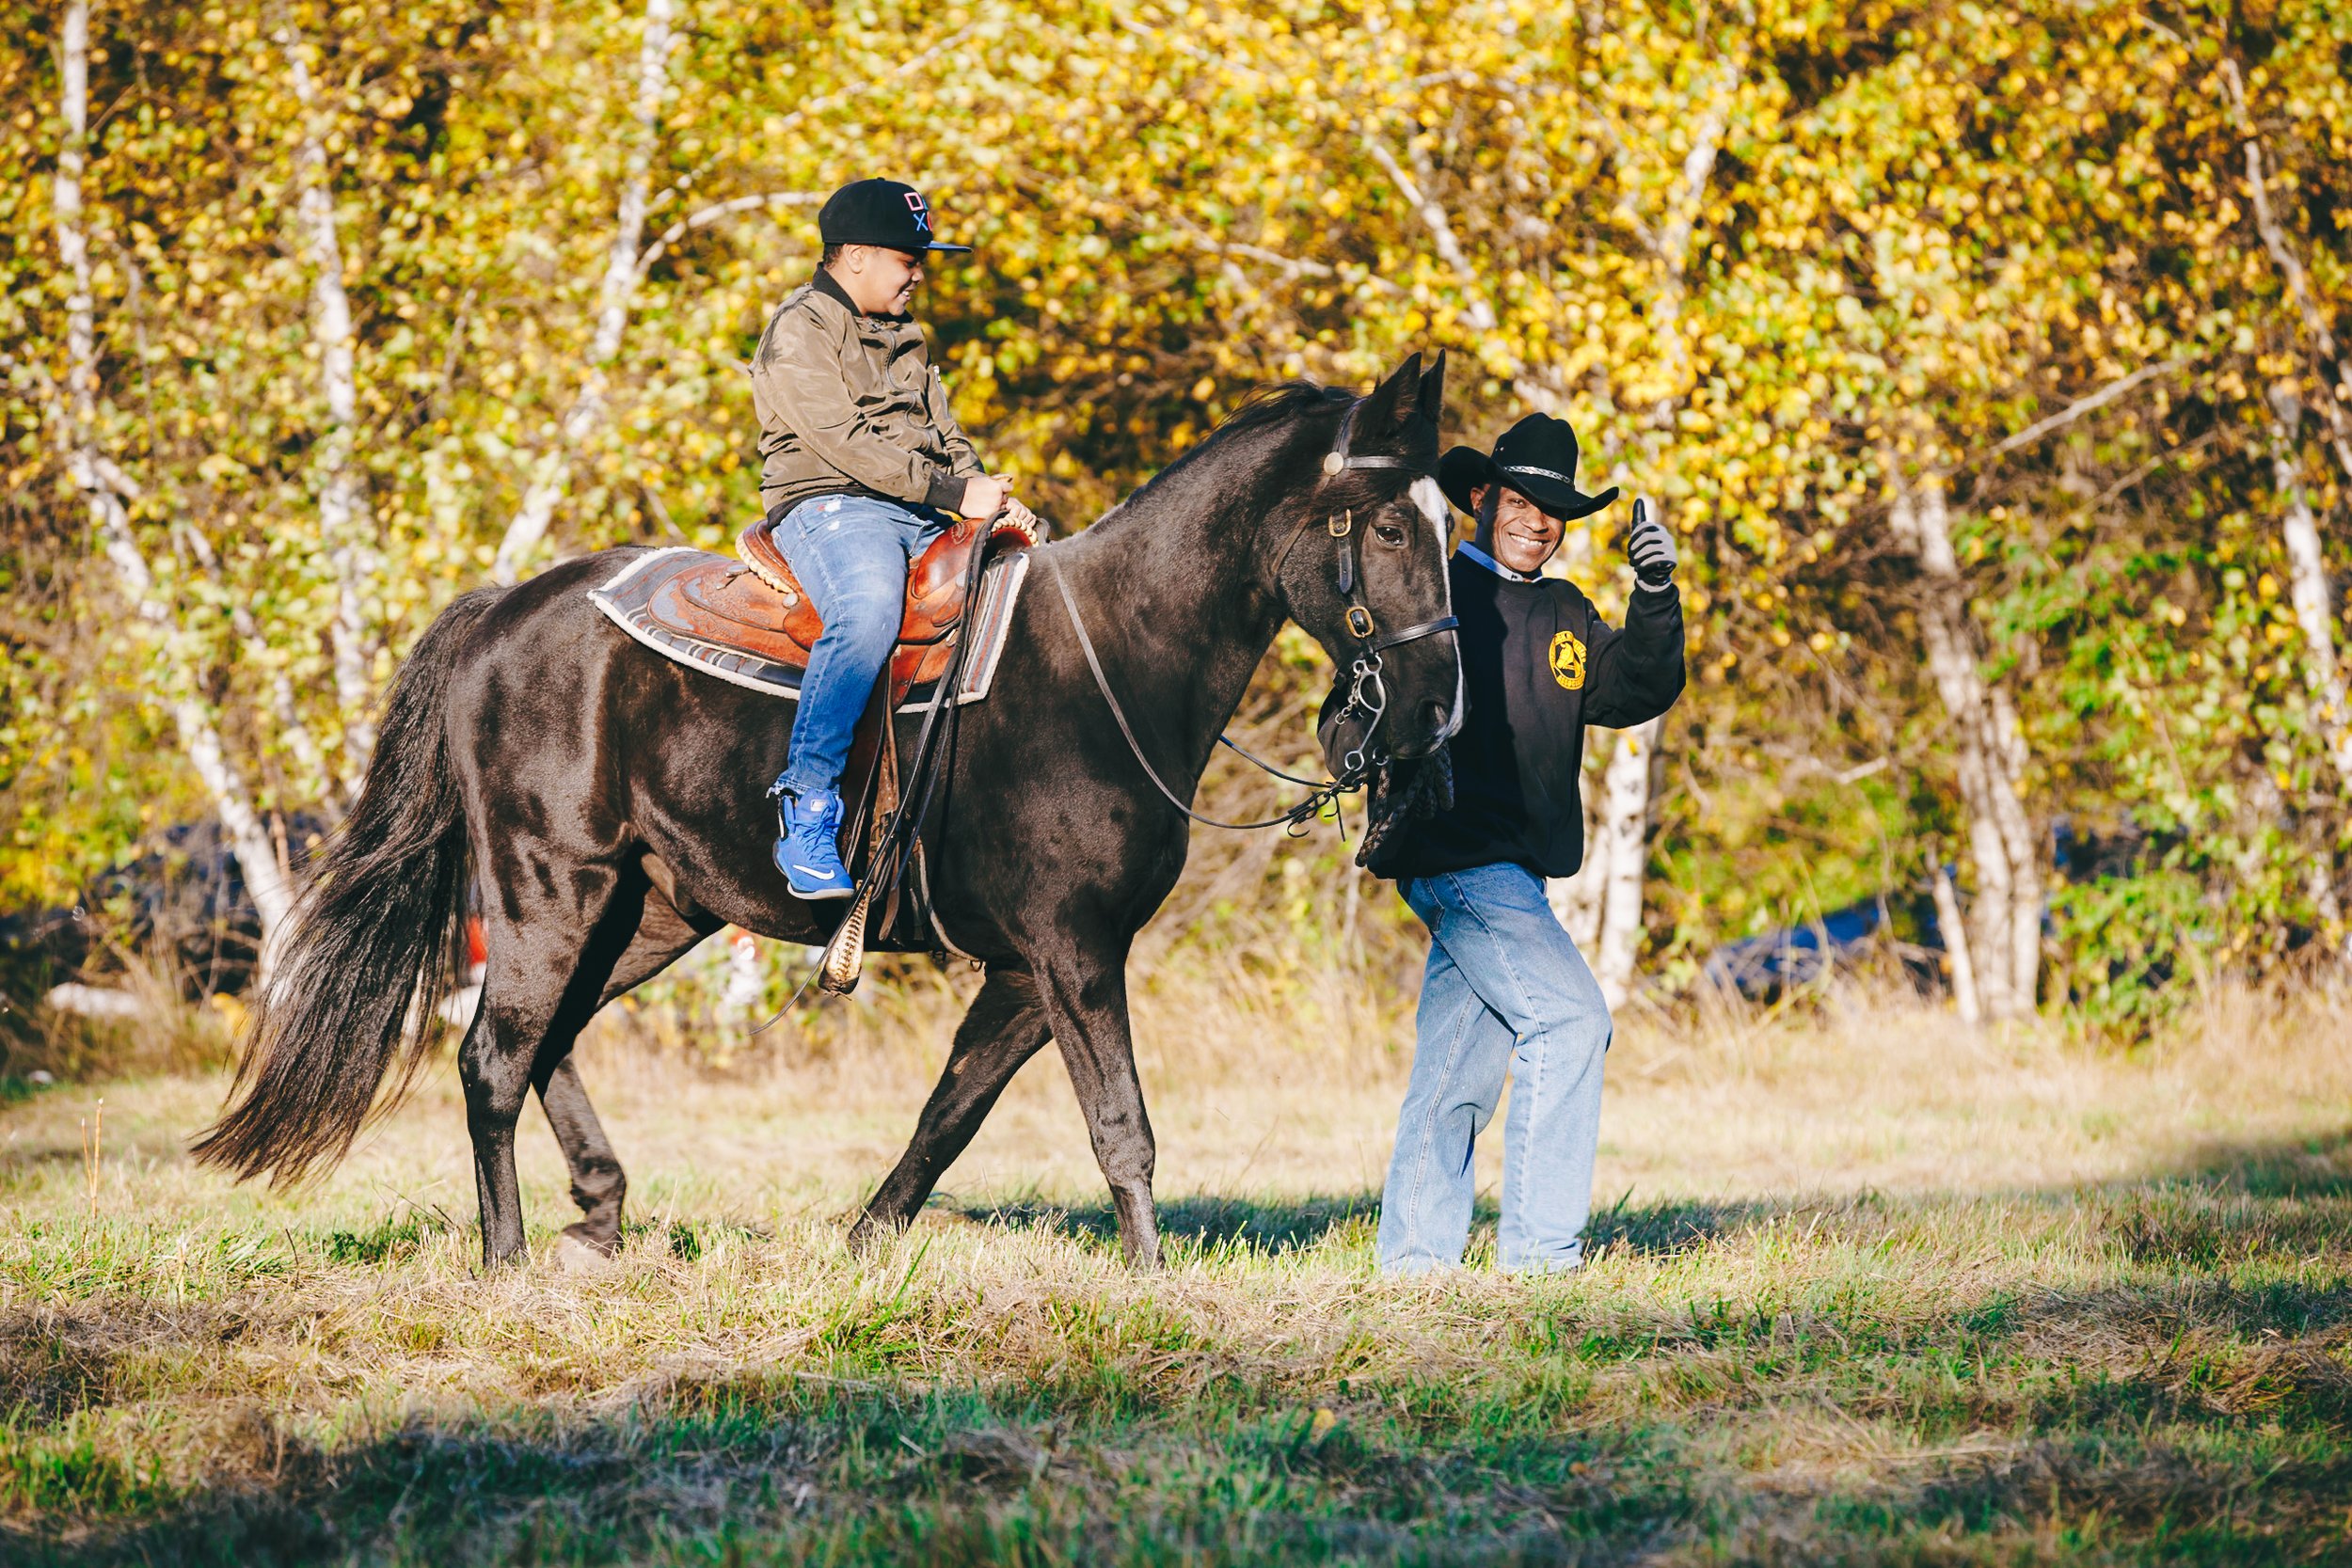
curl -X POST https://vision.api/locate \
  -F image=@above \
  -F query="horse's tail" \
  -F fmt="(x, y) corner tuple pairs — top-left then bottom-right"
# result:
(192, 587), (506, 1186)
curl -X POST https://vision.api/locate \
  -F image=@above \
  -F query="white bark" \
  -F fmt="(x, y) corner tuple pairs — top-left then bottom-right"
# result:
(53, 0), (294, 940)
(1590, 716), (1664, 1007)
(1585, 85), (1731, 1006)
(1930, 863), (1981, 1026)
(1990, 683), (2043, 1011)
(1547, 752), (1607, 950)
(1889, 463), (2041, 1019)
(492, 0), (675, 586)
(1361, 134), (1498, 332)
(2266, 389), (2352, 787)
(2222, 58), (2352, 482)
(278, 19), (378, 787)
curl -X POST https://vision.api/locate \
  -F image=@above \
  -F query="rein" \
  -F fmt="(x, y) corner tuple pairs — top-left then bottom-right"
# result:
(1048, 395), (1459, 834)
(1046, 554), (1355, 832)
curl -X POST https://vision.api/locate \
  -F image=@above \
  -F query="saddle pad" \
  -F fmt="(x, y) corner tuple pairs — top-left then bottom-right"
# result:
(589, 546), (1029, 709)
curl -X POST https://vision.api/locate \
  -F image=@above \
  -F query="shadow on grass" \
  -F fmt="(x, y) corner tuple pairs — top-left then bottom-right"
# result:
(953, 1190), (1792, 1261)
(1581, 1193), (1774, 1257)
(14, 1354), (2352, 1567)
(950, 1124), (2352, 1268)
(953, 1191), (1378, 1255)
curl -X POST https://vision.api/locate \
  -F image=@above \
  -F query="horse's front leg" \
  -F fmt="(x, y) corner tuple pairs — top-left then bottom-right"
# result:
(850, 963), (1052, 1253)
(1035, 946), (1161, 1268)
(536, 1056), (628, 1260)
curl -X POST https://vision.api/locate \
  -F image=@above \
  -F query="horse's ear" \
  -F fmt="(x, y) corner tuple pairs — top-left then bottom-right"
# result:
(1360, 352), (1427, 434)
(1418, 350), (1447, 428)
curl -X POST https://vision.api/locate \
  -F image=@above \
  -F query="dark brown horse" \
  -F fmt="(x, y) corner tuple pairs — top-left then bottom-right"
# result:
(193, 356), (1459, 1269)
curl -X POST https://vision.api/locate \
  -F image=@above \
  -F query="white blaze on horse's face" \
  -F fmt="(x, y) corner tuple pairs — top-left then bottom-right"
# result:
(1406, 476), (1465, 741)
(1408, 477), (1447, 544)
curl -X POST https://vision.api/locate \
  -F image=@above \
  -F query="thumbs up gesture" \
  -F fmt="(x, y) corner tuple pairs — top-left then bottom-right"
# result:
(1626, 500), (1677, 591)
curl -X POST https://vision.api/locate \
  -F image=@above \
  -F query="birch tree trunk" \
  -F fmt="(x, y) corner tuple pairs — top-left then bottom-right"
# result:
(1590, 716), (1665, 1007)
(1888, 461), (2040, 1020)
(1548, 752), (1607, 950)
(491, 0), (675, 586)
(1930, 863), (1982, 1026)
(278, 20), (378, 788)
(1582, 73), (1733, 1006)
(2266, 388), (2352, 788)
(52, 0), (294, 939)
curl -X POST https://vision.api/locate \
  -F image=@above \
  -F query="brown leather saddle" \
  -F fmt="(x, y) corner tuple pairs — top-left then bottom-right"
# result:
(586, 509), (1038, 957)
(589, 511), (1037, 709)
(734, 509), (1040, 699)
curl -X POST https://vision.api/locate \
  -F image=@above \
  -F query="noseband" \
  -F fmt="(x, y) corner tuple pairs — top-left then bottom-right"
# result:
(1046, 394), (1459, 832)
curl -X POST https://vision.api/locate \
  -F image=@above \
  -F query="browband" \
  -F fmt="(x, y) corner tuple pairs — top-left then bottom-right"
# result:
(1321, 396), (1414, 476)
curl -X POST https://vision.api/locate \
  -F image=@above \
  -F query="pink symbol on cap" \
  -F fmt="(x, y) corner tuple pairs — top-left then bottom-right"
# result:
(904, 191), (930, 231)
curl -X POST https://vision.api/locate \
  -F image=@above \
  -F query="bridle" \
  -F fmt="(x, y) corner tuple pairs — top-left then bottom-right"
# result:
(1046, 395), (1459, 832)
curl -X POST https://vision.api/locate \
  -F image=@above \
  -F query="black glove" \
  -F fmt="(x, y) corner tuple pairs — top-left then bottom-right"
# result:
(1625, 499), (1677, 591)
(1357, 746), (1454, 868)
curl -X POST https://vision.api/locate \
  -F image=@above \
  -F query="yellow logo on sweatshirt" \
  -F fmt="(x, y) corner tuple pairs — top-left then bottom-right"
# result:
(1549, 629), (1587, 690)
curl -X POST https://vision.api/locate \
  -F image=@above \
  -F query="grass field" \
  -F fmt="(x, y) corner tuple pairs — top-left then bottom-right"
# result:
(4, 974), (2350, 1564)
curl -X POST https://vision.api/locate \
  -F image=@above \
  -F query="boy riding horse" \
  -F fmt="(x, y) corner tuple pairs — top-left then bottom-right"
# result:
(752, 178), (1035, 897)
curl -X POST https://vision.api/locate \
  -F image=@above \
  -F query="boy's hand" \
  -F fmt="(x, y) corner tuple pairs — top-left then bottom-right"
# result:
(961, 474), (1010, 521)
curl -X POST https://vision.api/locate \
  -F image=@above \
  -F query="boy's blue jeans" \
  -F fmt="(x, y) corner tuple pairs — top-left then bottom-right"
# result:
(771, 494), (948, 799)
(1378, 863), (1613, 1275)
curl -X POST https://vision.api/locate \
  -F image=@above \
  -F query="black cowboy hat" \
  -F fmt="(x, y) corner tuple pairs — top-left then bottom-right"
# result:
(1437, 412), (1619, 521)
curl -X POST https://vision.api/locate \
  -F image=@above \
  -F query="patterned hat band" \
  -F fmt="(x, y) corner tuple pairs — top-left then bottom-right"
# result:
(1500, 462), (1578, 486)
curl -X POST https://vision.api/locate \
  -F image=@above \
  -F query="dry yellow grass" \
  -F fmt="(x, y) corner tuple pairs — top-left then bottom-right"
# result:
(4, 977), (2349, 1564)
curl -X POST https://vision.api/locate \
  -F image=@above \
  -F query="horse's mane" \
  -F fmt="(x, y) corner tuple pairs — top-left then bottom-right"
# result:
(1210, 379), (1356, 438)
(1096, 381), (1354, 524)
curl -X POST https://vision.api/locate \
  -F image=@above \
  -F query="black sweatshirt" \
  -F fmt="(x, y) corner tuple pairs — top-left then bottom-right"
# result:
(1366, 549), (1685, 883)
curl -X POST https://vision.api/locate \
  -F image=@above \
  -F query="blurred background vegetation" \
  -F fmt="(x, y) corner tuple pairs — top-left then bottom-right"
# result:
(7, 0), (2352, 1056)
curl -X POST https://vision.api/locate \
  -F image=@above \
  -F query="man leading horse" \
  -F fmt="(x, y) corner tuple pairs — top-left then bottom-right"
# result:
(1335, 414), (1685, 1275)
(751, 177), (1037, 898)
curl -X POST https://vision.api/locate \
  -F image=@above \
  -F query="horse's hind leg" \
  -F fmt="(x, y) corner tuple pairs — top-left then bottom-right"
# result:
(850, 963), (1051, 1252)
(537, 884), (718, 1261)
(465, 860), (651, 1269)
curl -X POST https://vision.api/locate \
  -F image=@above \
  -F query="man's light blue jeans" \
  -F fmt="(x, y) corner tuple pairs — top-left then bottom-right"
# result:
(1378, 863), (1613, 1275)
(772, 494), (947, 799)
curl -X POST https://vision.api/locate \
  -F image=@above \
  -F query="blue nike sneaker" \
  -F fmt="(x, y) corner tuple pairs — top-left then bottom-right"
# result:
(772, 786), (855, 900)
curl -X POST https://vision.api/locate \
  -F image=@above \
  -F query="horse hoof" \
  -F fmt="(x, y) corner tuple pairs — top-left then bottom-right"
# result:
(845, 1214), (900, 1259)
(554, 1227), (617, 1275)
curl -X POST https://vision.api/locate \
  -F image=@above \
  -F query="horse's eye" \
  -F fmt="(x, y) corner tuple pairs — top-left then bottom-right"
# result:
(1374, 524), (1407, 547)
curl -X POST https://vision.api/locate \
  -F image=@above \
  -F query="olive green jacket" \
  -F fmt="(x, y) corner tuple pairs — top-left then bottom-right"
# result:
(749, 269), (982, 517)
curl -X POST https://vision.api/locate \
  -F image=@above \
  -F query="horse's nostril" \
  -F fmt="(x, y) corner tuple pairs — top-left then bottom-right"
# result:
(1418, 699), (1450, 734)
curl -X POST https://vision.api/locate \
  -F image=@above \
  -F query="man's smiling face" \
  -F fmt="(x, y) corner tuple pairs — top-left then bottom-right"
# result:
(1470, 483), (1565, 576)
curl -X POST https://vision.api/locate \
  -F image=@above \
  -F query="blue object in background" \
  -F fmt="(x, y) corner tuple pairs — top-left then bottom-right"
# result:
(1701, 898), (1888, 1000)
